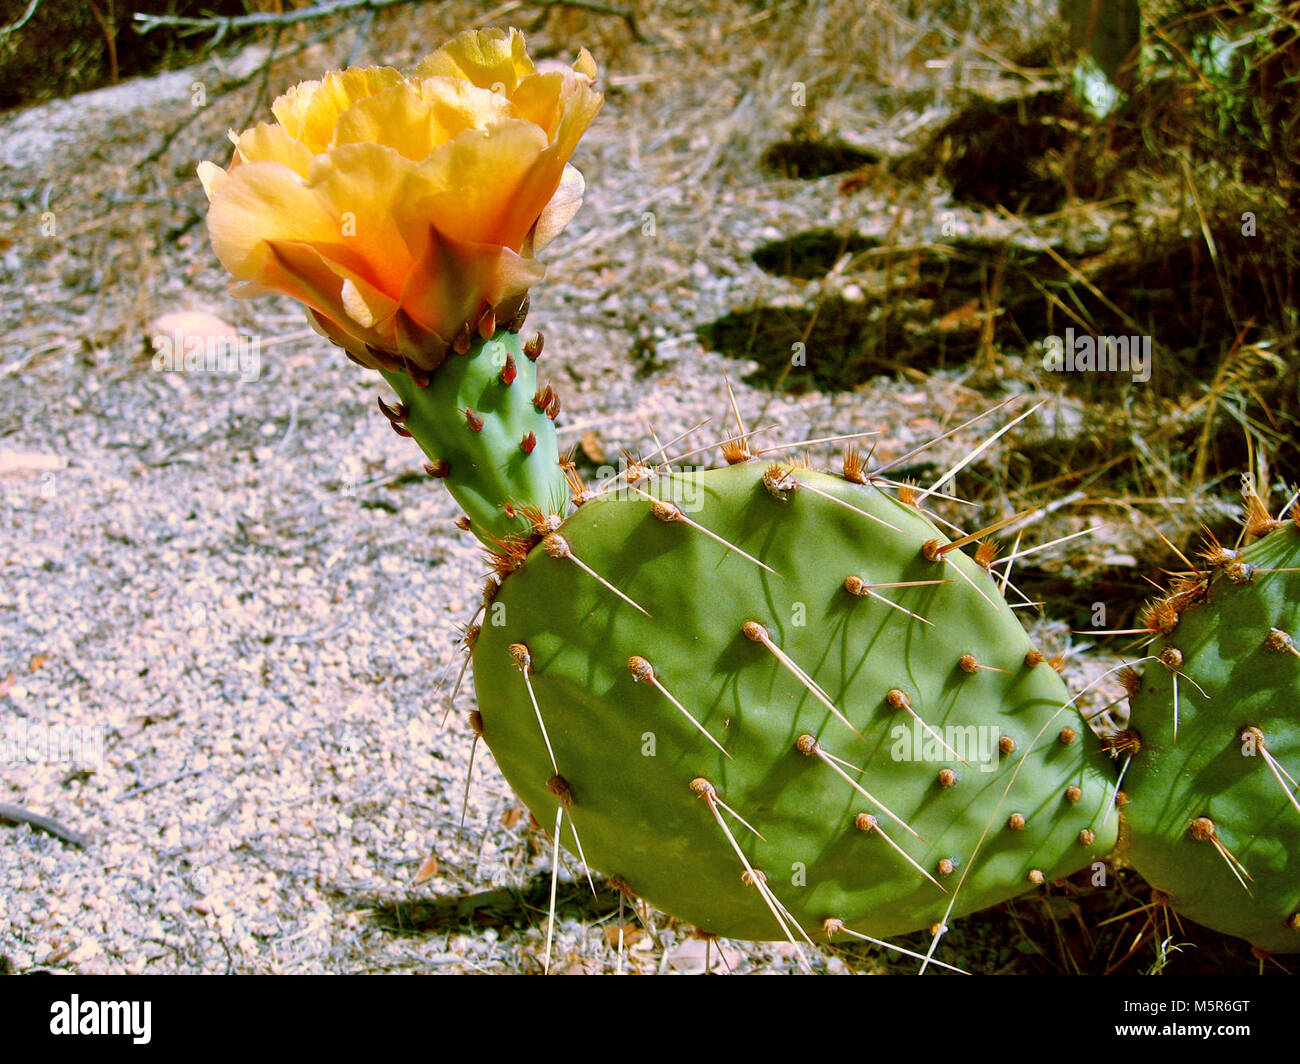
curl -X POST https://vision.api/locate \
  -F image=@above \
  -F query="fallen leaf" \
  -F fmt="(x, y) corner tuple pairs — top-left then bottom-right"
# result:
(602, 924), (644, 950)
(936, 299), (983, 331)
(556, 953), (597, 975)
(29, 654), (46, 673)
(412, 854), (439, 885)
(580, 431), (607, 464)
(838, 165), (880, 195)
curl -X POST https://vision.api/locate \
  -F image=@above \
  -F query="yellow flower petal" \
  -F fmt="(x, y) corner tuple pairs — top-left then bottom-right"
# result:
(411, 27), (535, 93)
(574, 48), (598, 81)
(527, 164), (585, 255)
(272, 66), (403, 153)
(270, 79), (319, 141)
(205, 160), (343, 285)
(333, 79), (513, 160)
(415, 77), (517, 140)
(259, 241), (358, 326)
(508, 71), (566, 136)
(270, 241), (401, 354)
(197, 160), (228, 201)
(494, 76), (601, 250)
(406, 119), (550, 250)
(341, 277), (382, 328)
(331, 83), (436, 160)
(305, 142), (427, 294)
(231, 122), (315, 177)
(398, 226), (545, 341)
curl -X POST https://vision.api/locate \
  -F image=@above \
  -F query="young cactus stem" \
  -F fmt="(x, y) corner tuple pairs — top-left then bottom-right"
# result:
(380, 330), (570, 547)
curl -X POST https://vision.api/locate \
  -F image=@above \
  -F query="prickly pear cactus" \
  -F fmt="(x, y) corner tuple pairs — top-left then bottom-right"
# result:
(193, 24), (1123, 959)
(470, 457), (1119, 943)
(1117, 500), (1300, 954)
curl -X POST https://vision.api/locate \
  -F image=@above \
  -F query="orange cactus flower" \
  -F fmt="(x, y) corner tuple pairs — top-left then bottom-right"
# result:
(198, 27), (601, 374)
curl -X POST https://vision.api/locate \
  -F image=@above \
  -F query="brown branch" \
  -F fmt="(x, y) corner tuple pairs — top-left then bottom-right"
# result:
(87, 0), (120, 84)
(138, 14), (364, 166)
(0, 803), (88, 847)
(132, 0), (644, 44)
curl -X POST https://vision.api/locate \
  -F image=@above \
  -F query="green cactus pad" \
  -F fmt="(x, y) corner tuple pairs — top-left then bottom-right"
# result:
(1121, 518), (1300, 954)
(381, 330), (568, 547)
(471, 462), (1118, 942)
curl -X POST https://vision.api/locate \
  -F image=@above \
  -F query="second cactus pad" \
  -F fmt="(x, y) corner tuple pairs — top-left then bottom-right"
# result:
(472, 462), (1118, 942)
(1120, 512), (1300, 954)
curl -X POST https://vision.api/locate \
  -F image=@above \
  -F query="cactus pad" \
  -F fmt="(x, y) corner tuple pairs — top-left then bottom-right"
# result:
(471, 462), (1118, 943)
(1120, 512), (1300, 954)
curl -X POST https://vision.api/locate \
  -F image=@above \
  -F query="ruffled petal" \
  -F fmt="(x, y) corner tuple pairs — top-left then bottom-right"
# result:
(527, 164), (585, 254)
(197, 160), (228, 201)
(498, 75), (602, 246)
(331, 82), (437, 160)
(205, 160), (344, 285)
(411, 27), (535, 93)
(231, 122), (315, 177)
(333, 79), (515, 159)
(272, 66), (404, 153)
(574, 48), (598, 81)
(415, 77), (516, 141)
(405, 119), (550, 250)
(506, 71), (566, 136)
(304, 142), (427, 294)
